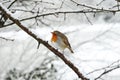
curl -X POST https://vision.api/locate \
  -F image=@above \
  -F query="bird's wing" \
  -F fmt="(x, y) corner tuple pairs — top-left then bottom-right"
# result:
(62, 35), (73, 51)
(59, 32), (74, 53)
(63, 38), (74, 53)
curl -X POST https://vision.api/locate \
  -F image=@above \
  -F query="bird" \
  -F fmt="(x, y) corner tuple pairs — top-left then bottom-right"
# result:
(51, 30), (74, 53)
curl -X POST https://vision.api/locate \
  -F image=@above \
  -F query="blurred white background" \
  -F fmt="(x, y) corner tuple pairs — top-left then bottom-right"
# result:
(0, 0), (120, 80)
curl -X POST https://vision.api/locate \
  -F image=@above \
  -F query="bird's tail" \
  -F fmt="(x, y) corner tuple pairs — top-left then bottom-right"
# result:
(68, 47), (74, 53)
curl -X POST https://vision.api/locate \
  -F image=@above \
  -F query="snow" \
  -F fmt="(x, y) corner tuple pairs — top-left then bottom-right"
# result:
(0, 24), (120, 80)
(1, 2), (120, 79)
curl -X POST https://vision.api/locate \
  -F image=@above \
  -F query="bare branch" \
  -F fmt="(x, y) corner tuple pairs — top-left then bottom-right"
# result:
(87, 60), (120, 80)
(7, 0), (17, 9)
(84, 13), (93, 25)
(70, 0), (118, 13)
(96, 0), (106, 6)
(0, 37), (14, 41)
(2, 8), (118, 27)
(0, 0), (17, 28)
(95, 65), (120, 80)
(1, 0), (120, 28)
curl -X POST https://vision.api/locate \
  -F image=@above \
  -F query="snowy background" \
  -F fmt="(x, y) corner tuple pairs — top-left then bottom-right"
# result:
(0, 0), (120, 80)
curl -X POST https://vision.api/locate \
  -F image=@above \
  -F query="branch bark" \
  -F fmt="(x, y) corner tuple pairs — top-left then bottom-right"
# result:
(0, 3), (89, 80)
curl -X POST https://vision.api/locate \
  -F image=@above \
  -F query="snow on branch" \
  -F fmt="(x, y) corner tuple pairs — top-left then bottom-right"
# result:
(0, 3), (88, 80)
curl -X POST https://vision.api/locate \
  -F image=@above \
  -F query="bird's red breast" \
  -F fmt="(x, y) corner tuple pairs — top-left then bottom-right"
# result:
(51, 32), (57, 42)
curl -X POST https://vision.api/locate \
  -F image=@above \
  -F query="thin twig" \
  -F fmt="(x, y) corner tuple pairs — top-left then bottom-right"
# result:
(0, 37), (14, 41)
(87, 60), (120, 80)
(96, 0), (106, 6)
(7, 0), (17, 9)
(84, 13), (93, 25)
(95, 65), (120, 80)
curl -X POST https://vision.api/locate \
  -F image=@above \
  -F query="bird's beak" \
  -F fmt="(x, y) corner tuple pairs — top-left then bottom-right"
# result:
(51, 32), (54, 34)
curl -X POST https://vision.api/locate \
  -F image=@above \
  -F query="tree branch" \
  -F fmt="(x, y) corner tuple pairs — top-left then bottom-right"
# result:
(0, 37), (14, 41)
(0, 0), (17, 28)
(87, 60), (120, 80)
(0, 3), (88, 80)
(1, 0), (120, 28)
(2, 8), (117, 27)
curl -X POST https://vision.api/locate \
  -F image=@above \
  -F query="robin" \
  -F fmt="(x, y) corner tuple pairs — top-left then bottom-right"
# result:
(51, 30), (74, 53)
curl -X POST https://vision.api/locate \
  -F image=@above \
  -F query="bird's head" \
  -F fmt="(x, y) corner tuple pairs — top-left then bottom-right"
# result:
(51, 31), (58, 42)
